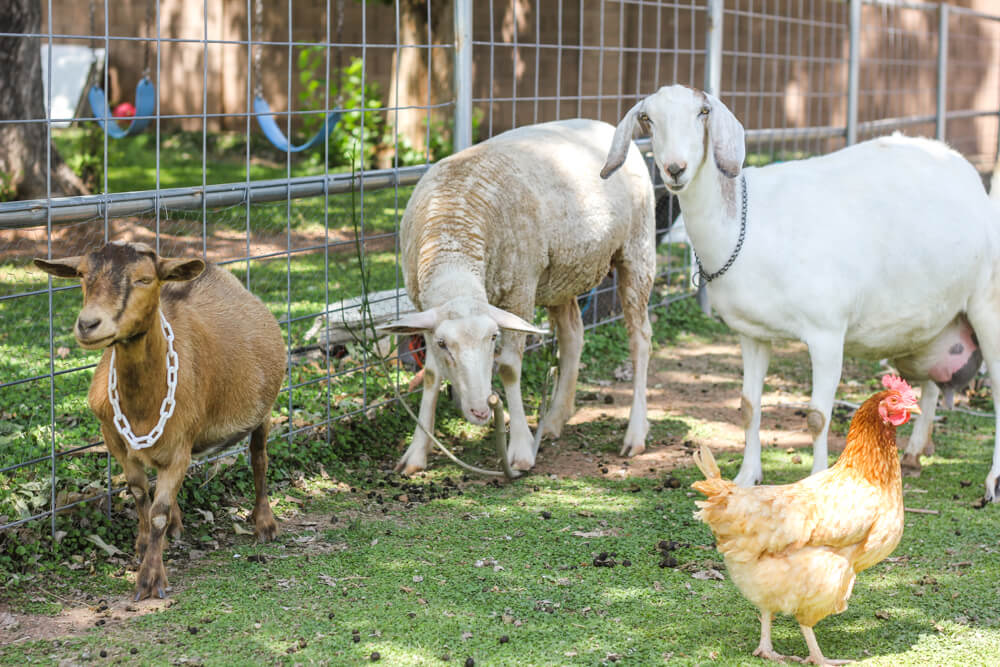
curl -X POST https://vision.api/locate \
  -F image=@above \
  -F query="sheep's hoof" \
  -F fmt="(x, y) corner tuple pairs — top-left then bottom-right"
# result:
(134, 560), (170, 601)
(900, 453), (922, 478)
(400, 463), (426, 476)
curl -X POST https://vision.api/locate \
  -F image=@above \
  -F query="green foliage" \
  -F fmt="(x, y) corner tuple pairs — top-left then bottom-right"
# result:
(0, 170), (17, 201)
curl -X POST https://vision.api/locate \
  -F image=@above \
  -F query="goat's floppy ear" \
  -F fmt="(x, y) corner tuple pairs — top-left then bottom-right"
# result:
(601, 99), (647, 180)
(34, 256), (84, 279)
(157, 257), (206, 282)
(486, 304), (549, 336)
(704, 92), (745, 178)
(378, 308), (440, 335)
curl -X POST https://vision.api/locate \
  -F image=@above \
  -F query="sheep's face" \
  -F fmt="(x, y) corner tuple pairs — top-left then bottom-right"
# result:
(34, 242), (204, 350)
(381, 299), (548, 426)
(427, 315), (500, 425)
(601, 85), (746, 191)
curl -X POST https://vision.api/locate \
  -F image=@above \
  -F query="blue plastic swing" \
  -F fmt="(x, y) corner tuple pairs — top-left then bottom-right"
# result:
(253, 96), (343, 153)
(87, 76), (157, 138)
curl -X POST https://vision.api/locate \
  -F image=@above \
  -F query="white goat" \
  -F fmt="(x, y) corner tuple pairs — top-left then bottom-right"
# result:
(602, 84), (1000, 500)
(382, 119), (656, 474)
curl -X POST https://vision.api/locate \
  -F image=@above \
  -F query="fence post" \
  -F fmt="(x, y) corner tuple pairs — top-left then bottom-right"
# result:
(697, 0), (724, 315)
(846, 0), (861, 145)
(454, 0), (473, 152)
(936, 3), (949, 141)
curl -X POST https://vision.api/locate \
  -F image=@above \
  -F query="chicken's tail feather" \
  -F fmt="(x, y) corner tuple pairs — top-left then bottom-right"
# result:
(693, 444), (720, 479)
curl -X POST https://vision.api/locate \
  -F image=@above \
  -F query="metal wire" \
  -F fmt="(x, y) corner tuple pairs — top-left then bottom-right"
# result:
(4, 0), (1000, 538)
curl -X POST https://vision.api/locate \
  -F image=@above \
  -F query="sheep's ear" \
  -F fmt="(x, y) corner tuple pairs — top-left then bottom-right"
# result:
(704, 92), (745, 178)
(601, 99), (646, 180)
(486, 304), (549, 336)
(378, 308), (440, 335)
(34, 256), (84, 279)
(157, 257), (206, 282)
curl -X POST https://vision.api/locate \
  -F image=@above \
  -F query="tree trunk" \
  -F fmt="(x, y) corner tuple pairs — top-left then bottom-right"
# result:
(0, 0), (88, 200)
(387, 0), (455, 156)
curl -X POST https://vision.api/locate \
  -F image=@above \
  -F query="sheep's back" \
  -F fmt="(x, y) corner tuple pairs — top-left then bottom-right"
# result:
(402, 119), (653, 310)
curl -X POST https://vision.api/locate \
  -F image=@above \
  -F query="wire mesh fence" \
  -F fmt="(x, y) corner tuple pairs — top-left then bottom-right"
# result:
(2, 0), (1000, 538)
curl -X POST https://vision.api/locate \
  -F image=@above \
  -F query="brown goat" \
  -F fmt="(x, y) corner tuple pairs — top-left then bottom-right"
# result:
(35, 242), (286, 600)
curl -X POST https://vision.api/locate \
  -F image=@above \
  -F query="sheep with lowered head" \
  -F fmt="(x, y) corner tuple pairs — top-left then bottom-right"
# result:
(381, 119), (656, 474)
(35, 242), (286, 599)
(601, 84), (1000, 500)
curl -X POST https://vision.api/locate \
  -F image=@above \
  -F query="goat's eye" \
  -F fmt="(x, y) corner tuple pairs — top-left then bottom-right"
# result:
(134, 277), (153, 286)
(637, 112), (651, 125)
(490, 333), (498, 342)
(436, 339), (447, 350)
(699, 105), (710, 117)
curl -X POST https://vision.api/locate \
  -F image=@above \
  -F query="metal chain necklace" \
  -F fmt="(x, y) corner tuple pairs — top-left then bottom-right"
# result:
(108, 310), (179, 450)
(694, 173), (748, 285)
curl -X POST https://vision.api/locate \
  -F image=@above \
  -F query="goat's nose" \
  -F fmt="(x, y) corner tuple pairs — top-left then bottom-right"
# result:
(667, 162), (687, 178)
(469, 407), (490, 421)
(77, 316), (102, 336)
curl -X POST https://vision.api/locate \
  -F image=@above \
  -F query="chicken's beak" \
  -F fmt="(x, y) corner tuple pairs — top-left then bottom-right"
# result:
(907, 404), (922, 415)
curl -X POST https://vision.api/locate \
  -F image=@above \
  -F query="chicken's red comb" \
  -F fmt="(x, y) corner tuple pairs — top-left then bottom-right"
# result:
(882, 374), (917, 401)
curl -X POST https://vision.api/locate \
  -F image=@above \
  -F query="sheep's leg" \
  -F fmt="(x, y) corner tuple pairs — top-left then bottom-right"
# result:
(616, 261), (653, 457)
(901, 381), (940, 477)
(135, 453), (190, 601)
(734, 336), (771, 487)
(249, 419), (278, 542)
(804, 334), (844, 476)
(498, 332), (536, 470)
(106, 426), (152, 562)
(538, 300), (584, 441)
(396, 361), (441, 475)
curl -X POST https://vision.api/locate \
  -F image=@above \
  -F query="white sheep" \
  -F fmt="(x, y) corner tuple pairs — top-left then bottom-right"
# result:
(382, 119), (656, 474)
(602, 84), (1000, 500)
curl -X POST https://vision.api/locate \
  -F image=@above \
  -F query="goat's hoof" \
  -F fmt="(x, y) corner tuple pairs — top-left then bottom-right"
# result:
(619, 442), (646, 458)
(900, 453), (922, 477)
(134, 562), (170, 601)
(922, 439), (935, 456)
(254, 518), (279, 543)
(509, 456), (535, 471)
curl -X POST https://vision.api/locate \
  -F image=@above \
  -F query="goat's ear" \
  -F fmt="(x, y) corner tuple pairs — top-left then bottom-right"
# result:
(486, 304), (549, 336)
(34, 256), (84, 279)
(704, 92), (745, 178)
(601, 99), (646, 180)
(157, 257), (206, 282)
(378, 308), (440, 335)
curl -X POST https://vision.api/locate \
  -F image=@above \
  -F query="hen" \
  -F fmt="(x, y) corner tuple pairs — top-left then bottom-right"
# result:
(692, 375), (920, 665)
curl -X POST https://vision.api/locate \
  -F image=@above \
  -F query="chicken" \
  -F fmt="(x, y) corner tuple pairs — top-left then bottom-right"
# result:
(692, 375), (921, 665)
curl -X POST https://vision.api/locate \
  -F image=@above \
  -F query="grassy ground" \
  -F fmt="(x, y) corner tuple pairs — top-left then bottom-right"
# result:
(2, 302), (999, 665)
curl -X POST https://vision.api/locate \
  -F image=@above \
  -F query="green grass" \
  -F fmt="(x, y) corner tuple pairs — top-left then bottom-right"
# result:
(2, 303), (1000, 665)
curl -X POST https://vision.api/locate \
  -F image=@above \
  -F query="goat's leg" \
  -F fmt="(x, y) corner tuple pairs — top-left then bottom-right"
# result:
(734, 336), (771, 487)
(804, 333), (844, 476)
(616, 262), (653, 458)
(962, 302), (1000, 500)
(135, 453), (190, 601)
(106, 427), (151, 562)
(901, 381), (940, 477)
(167, 500), (183, 540)
(396, 359), (441, 475)
(538, 300), (584, 441)
(249, 418), (278, 542)
(498, 332), (536, 471)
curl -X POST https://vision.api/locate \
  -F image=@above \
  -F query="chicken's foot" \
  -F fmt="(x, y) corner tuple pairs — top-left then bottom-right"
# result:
(796, 624), (851, 665)
(752, 611), (789, 662)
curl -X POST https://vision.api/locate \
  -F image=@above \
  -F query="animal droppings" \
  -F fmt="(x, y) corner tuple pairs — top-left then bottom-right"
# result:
(370, 652), (381, 661)
(499, 635), (510, 644)
(465, 658), (475, 667)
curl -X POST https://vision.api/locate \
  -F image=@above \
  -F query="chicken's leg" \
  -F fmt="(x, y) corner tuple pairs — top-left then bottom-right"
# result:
(752, 610), (787, 662)
(798, 624), (850, 665)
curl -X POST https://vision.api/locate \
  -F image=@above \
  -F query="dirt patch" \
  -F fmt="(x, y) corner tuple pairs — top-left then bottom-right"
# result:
(532, 336), (846, 479)
(0, 595), (174, 646)
(1, 216), (391, 264)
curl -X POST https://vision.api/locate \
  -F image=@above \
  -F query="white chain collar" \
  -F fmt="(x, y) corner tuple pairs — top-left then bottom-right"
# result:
(108, 309), (179, 450)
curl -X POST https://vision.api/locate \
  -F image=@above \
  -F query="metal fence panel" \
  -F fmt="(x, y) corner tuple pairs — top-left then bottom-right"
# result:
(2, 0), (1000, 538)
